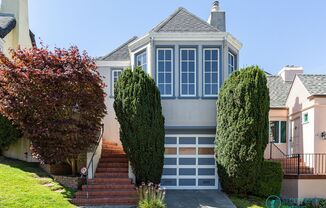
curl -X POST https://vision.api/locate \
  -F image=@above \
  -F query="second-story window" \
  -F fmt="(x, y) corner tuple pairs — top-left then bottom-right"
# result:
(203, 48), (219, 97)
(228, 52), (235, 74)
(180, 48), (196, 97)
(111, 69), (122, 96)
(136, 51), (147, 72)
(157, 48), (173, 97)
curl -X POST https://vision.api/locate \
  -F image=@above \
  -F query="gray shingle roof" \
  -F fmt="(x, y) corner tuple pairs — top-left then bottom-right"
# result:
(267, 76), (293, 108)
(0, 13), (16, 39)
(100, 36), (138, 61)
(151, 7), (219, 33)
(297, 74), (326, 96)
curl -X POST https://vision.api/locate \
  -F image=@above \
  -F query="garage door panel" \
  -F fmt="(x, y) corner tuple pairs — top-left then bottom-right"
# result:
(179, 158), (196, 165)
(179, 179), (196, 186)
(163, 168), (177, 176)
(179, 168), (196, 176)
(162, 135), (218, 189)
(164, 158), (177, 165)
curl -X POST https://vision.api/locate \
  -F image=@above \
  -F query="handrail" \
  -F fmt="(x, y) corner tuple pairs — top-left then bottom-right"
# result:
(269, 152), (326, 176)
(270, 141), (287, 158)
(85, 123), (104, 198)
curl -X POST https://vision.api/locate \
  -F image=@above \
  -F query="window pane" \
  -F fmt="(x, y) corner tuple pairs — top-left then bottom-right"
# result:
(212, 50), (218, 60)
(181, 62), (187, 72)
(205, 50), (211, 60)
(166, 84), (171, 95)
(189, 62), (195, 72)
(165, 50), (171, 60)
(166, 73), (171, 83)
(165, 61), (172, 72)
(189, 72), (195, 83)
(271, 121), (279, 143)
(189, 84), (195, 95)
(212, 84), (218, 95)
(205, 62), (211, 72)
(205, 84), (211, 95)
(182, 73), (187, 83)
(182, 84), (188, 94)
(158, 50), (164, 61)
(212, 72), (218, 83)
(158, 73), (164, 83)
(158, 84), (164, 93)
(281, 121), (286, 143)
(181, 50), (187, 60)
(158, 62), (164, 72)
(205, 73), (210, 83)
(189, 50), (195, 60)
(212, 62), (218, 72)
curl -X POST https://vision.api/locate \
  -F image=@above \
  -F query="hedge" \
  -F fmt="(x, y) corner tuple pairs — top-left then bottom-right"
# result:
(0, 114), (21, 152)
(254, 160), (283, 197)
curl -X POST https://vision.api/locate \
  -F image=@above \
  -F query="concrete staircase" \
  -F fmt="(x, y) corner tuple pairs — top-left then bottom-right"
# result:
(72, 141), (138, 206)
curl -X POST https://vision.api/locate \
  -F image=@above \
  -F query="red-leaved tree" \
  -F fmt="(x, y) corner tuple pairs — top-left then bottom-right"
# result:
(0, 46), (106, 174)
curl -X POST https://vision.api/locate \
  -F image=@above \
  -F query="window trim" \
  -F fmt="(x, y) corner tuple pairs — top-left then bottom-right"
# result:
(203, 48), (220, 98)
(111, 69), (123, 97)
(179, 48), (197, 97)
(135, 50), (147, 72)
(228, 52), (235, 75)
(156, 48), (174, 97)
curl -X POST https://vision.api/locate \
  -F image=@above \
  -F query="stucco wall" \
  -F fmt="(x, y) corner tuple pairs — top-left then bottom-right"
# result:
(3, 137), (38, 162)
(282, 178), (326, 199)
(313, 104), (326, 153)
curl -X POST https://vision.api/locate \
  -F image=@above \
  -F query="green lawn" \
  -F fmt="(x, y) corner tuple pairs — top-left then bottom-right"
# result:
(229, 195), (266, 208)
(0, 157), (76, 208)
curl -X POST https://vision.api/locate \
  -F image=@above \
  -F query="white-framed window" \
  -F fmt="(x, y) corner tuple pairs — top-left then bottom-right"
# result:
(157, 48), (173, 97)
(111, 69), (122, 96)
(180, 48), (196, 97)
(136, 51), (147, 72)
(228, 52), (235, 74)
(203, 48), (219, 97)
(303, 113), (309, 124)
(270, 121), (287, 143)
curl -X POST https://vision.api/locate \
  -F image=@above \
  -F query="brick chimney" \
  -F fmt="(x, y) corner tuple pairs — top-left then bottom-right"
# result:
(208, 1), (226, 32)
(278, 65), (304, 82)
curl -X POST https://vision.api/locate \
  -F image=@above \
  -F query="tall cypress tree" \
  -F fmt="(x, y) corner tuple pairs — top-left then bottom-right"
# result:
(215, 66), (270, 194)
(114, 67), (165, 184)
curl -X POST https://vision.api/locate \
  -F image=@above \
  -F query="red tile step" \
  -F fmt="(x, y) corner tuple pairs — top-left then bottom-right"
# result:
(72, 197), (138, 206)
(75, 190), (137, 198)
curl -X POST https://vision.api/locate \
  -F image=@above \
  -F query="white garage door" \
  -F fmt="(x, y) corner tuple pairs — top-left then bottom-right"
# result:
(161, 135), (218, 189)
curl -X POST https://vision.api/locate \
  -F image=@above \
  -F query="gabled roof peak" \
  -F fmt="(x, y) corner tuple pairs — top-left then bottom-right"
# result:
(151, 7), (219, 33)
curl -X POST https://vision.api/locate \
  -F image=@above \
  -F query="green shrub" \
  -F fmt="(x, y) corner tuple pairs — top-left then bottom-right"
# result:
(114, 67), (165, 184)
(254, 161), (283, 197)
(216, 66), (270, 194)
(137, 183), (166, 208)
(0, 114), (21, 152)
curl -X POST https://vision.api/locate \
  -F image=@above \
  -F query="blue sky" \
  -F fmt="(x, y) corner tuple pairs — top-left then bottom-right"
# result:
(29, 0), (326, 75)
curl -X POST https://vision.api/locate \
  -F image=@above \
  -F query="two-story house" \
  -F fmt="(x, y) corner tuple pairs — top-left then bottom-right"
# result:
(96, 1), (242, 190)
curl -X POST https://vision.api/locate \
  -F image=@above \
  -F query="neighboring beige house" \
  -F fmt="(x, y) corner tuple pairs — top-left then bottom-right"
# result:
(266, 66), (326, 198)
(1, 0), (36, 162)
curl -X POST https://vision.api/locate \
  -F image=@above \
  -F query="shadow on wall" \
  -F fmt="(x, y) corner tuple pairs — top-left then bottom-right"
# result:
(290, 97), (303, 154)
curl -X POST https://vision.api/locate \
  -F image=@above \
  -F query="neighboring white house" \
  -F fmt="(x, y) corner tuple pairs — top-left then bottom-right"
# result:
(1, 0), (36, 162)
(97, 1), (242, 190)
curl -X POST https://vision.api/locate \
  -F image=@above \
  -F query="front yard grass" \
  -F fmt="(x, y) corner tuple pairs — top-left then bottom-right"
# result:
(0, 157), (75, 208)
(229, 195), (265, 208)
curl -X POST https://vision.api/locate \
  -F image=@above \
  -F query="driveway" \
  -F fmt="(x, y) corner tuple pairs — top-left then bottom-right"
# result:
(165, 190), (236, 208)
